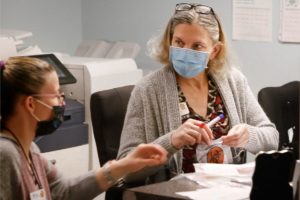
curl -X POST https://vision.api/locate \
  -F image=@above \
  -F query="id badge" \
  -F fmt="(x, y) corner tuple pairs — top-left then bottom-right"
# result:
(30, 189), (46, 200)
(179, 102), (189, 116)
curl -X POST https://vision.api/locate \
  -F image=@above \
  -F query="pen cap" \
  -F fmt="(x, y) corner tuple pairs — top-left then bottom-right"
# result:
(218, 113), (224, 119)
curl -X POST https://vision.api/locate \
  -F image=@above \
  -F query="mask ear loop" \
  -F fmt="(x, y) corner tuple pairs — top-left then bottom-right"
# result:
(31, 98), (53, 122)
(29, 98), (42, 122)
(31, 112), (41, 122)
(34, 98), (53, 109)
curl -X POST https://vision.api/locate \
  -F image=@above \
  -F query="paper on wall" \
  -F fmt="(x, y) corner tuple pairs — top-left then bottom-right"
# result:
(232, 0), (273, 42)
(279, 0), (300, 43)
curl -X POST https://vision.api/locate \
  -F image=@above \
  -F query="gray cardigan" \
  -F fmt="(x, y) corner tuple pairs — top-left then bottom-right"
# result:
(117, 66), (279, 183)
(0, 135), (102, 200)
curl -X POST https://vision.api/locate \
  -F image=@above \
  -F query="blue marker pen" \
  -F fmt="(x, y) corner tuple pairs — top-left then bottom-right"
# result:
(207, 113), (224, 127)
(199, 113), (224, 128)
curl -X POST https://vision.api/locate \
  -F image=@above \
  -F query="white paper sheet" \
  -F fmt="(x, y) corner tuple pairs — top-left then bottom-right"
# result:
(232, 0), (273, 42)
(176, 185), (251, 200)
(172, 162), (255, 199)
(279, 0), (300, 42)
(193, 162), (255, 176)
(182, 162), (254, 188)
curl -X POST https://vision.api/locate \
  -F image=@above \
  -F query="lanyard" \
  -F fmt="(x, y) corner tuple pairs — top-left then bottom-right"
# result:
(4, 128), (43, 189)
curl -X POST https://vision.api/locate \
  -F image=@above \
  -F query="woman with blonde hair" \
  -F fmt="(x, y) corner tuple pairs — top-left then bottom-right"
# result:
(117, 3), (278, 184)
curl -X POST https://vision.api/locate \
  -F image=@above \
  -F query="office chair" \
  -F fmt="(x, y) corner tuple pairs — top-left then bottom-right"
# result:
(257, 81), (300, 187)
(258, 81), (300, 159)
(90, 85), (134, 200)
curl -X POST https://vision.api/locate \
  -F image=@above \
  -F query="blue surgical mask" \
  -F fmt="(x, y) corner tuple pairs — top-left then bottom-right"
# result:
(169, 46), (209, 78)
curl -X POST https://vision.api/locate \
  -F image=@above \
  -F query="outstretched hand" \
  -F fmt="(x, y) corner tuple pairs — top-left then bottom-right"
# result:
(122, 144), (168, 173)
(96, 144), (167, 191)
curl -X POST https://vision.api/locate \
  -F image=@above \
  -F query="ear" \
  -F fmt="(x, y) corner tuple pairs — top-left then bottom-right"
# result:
(209, 42), (222, 60)
(23, 95), (36, 114)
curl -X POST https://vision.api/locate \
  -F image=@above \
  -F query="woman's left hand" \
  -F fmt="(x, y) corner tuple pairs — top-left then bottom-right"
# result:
(221, 124), (249, 147)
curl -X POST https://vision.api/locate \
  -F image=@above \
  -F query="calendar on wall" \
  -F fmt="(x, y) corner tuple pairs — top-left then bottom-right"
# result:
(279, 0), (300, 43)
(232, 0), (273, 42)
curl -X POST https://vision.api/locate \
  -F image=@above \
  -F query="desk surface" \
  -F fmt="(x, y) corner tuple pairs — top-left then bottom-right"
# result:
(123, 177), (203, 200)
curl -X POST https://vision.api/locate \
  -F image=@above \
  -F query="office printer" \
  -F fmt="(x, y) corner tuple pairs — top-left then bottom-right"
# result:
(31, 54), (88, 152)
(31, 54), (142, 176)
(59, 56), (143, 170)
(20, 54), (142, 175)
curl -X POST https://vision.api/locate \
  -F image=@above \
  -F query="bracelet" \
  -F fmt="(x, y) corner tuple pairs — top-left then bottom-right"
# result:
(103, 160), (123, 186)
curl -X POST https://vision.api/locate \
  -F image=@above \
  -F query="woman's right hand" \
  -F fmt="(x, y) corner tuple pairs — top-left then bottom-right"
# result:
(96, 144), (167, 191)
(122, 143), (168, 173)
(171, 118), (214, 149)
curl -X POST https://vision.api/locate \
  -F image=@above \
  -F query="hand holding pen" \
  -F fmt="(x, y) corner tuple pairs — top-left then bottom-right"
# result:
(171, 114), (224, 149)
(199, 114), (249, 148)
(199, 114), (224, 128)
(198, 114), (225, 145)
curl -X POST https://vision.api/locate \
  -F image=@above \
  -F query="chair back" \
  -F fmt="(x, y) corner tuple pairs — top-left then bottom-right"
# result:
(258, 81), (300, 159)
(90, 85), (134, 166)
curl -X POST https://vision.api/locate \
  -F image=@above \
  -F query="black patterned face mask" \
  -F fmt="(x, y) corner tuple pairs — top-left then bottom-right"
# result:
(35, 105), (65, 137)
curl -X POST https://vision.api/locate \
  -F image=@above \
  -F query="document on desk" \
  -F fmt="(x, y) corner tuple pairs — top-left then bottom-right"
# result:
(176, 186), (250, 200)
(194, 162), (255, 177)
(175, 162), (255, 200)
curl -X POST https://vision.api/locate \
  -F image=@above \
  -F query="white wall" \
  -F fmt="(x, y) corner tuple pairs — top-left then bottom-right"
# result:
(0, 0), (3, 29)
(82, 0), (300, 95)
(82, 0), (172, 73)
(1, 0), (82, 54)
(1, 0), (299, 94)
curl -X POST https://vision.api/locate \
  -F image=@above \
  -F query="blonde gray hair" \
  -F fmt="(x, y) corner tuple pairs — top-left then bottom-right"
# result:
(148, 7), (231, 74)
